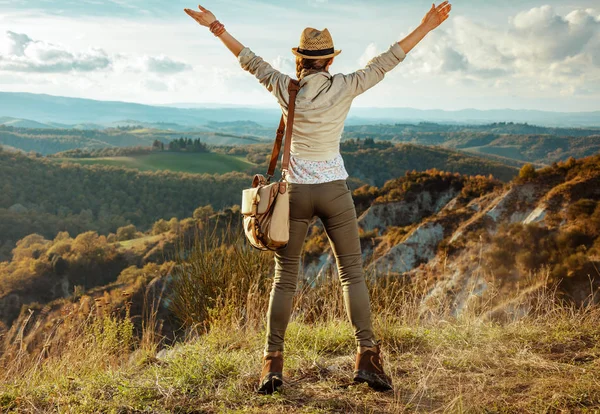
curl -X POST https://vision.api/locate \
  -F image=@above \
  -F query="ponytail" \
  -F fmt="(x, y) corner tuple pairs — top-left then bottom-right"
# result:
(295, 56), (333, 80)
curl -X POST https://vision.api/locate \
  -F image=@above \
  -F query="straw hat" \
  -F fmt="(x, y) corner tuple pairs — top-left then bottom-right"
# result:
(292, 27), (341, 59)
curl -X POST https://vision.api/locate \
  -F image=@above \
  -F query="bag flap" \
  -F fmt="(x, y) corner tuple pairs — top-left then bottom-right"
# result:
(255, 183), (280, 215)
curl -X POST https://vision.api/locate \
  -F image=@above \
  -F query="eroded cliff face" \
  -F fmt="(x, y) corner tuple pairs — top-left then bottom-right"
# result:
(370, 222), (445, 275)
(303, 160), (600, 315)
(358, 188), (459, 233)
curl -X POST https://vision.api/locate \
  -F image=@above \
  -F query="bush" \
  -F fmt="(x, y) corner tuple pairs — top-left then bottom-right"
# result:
(518, 163), (537, 182)
(152, 219), (170, 235)
(567, 199), (597, 221)
(117, 224), (137, 241)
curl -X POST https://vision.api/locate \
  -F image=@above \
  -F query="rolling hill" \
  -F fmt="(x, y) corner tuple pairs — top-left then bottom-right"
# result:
(0, 141), (519, 261)
(2, 92), (600, 128)
(0, 125), (269, 155)
(343, 123), (600, 165)
(53, 152), (255, 175)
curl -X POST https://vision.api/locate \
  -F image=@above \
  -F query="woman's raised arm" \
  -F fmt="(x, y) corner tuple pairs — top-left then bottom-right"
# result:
(184, 5), (291, 107)
(184, 5), (245, 57)
(343, 1), (451, 97)
(399, 1), (451, 54)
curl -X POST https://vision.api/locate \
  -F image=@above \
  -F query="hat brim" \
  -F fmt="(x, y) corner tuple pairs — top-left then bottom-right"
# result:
(291, 48), (341, 59)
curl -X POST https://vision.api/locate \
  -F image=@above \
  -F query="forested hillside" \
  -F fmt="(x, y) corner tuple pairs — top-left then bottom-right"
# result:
(344, 121), (600, 137)
(0, 140), (521, 260)
(0, 149), (248, 260)
(339, 139), (517, 185)
(343, 123), (600, 165)
(223, 139), (519, 187)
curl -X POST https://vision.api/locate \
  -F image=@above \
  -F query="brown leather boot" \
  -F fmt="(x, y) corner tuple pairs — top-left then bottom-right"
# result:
(257, 351), (283, 394)
(353, 344), (393, 391)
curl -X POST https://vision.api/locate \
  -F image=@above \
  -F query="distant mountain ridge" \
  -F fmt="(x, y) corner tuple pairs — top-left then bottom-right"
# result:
(1, 92), (599, 128)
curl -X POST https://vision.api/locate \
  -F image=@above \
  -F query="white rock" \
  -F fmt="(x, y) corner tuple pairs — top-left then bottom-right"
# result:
(371, 223), (444, 275)
(523, 206), (546, 225)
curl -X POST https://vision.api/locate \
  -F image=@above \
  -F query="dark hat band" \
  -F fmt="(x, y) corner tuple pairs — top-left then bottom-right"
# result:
(296, 47), (335, 57)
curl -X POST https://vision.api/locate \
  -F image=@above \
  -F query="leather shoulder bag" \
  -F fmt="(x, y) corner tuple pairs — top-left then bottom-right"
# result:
(241, 79), (301, 251)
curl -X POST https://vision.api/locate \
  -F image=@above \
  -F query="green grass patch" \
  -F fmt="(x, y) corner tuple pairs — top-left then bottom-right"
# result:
(54, 152), (254, 175)
(117, 234), (163, 249)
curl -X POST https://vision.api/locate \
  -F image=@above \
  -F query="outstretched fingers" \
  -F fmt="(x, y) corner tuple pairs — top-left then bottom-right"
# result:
(439, 3), (451, 14)
(435, 1), (449, 11)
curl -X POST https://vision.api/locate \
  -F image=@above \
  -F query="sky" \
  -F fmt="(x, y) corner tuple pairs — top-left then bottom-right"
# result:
(0, 0), (599, 111)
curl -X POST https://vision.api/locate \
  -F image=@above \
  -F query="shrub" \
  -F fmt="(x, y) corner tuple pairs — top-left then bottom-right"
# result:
(116, 224), (137, 241)
(567, 199), (597, 221)
(518, 163), (537, 182)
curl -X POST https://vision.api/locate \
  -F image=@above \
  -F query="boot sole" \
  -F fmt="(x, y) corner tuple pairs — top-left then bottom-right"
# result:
(257, 373), (283, 394)
(353, 370), (393, 392)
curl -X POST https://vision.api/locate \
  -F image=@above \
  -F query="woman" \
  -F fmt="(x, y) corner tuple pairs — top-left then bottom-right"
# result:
(185, 2), (451, 394)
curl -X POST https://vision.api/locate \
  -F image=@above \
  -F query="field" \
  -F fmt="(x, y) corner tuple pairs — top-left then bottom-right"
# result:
(53, 152), (255, 174)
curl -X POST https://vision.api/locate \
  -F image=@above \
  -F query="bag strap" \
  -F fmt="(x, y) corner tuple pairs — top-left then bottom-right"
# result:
(266, 79), (301, 181)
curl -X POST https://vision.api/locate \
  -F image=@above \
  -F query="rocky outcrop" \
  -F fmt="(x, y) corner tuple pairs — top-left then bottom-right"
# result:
(523, 205), (547, 225)
(370, 222), (445, 275)
(486, 184), (538, 223)
(358, 189), (458, 232)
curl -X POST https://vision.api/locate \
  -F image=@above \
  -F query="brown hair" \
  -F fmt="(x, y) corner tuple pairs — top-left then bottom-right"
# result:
(295, 56), (333, 80)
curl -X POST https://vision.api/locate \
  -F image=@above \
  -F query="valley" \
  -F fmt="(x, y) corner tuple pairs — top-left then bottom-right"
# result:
(1, 100), (599, 412)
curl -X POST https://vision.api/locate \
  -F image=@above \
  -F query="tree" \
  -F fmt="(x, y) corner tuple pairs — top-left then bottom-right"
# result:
(116, 224), (137, 241)
(168, 217), (180, 233)
(152, 219), (170, 235)
(519, 163), (537, 182)
(193, 205), (214, 220)
(72, 231), (101, 256)
(152, 140), (165, 151)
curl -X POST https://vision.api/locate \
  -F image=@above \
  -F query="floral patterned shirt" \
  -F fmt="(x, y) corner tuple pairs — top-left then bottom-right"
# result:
(286, 153), (349, 184)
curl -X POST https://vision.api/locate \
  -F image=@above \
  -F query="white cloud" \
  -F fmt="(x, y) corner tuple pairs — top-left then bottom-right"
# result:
(358, 43), (380, 67)
(144, 55), (191, 74)
(395, 6), (600, 96)
(271, 55), (295, 75)
(0, 31), (194, 77)
(0, 31), (111, 73)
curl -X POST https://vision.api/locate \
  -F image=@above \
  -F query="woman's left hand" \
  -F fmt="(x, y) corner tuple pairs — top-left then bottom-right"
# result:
(184, 5), (216, 27)
(421, 1), (451, 32)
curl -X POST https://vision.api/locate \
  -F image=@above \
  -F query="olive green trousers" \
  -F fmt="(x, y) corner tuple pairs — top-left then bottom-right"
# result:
(265, 179), (375, 352)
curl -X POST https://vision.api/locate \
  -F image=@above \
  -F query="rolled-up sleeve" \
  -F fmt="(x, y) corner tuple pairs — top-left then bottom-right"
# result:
(343, 42), (406, 98)
(238, 47), (291, 107)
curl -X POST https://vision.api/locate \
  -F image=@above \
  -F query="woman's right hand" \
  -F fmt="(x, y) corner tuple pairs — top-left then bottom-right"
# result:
(184, 5), (217, 27)
(421, 1), (451, 32)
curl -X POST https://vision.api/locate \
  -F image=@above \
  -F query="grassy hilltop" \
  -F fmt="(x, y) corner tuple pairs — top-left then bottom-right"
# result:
(53, 152), (254, 175)
(0, 243), (598, 413)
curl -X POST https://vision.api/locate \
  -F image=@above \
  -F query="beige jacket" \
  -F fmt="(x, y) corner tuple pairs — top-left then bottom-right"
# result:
(238, 42), (407, 161)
